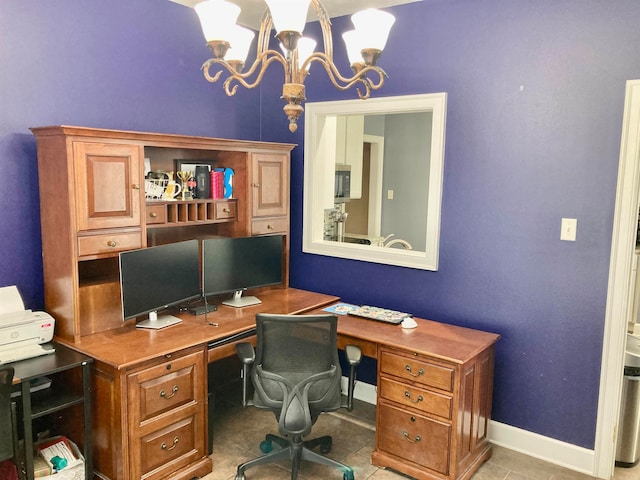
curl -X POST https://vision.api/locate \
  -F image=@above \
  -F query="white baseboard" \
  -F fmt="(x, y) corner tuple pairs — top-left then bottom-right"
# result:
(341, 377), (377, 405)
(342, 379), (598, 477)
(487, 421), (596, 476)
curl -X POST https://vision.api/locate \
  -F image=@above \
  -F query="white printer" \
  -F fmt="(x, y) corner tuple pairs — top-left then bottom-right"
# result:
(0, 286), (55, 364)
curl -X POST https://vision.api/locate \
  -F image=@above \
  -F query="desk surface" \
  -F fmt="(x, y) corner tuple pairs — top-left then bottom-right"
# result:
(61, 288), (339, 368)
(59, 287), (499, 369)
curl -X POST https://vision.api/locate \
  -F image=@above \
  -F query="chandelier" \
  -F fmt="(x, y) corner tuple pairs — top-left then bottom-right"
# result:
(194, 0), (395, 132)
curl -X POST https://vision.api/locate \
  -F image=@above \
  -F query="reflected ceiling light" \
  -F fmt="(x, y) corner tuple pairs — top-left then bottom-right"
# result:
(194, 0), (395, 132)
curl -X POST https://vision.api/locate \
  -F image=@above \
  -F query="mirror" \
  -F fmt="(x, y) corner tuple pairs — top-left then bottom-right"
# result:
(303, 93), (447, 270)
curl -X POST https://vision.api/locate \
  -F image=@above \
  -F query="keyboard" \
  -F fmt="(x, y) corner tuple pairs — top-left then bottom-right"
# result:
(347, 305), (412, 325)
(0, 343), (55, 365)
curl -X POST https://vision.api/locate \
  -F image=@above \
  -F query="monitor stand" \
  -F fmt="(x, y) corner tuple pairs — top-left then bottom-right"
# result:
(136, 311), (183, 329)
(222, 290), (262, 308)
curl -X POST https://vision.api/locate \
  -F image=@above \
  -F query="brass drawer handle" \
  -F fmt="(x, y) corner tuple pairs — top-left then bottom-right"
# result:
(150, 212), (157, 218)
(253, 183), (260, 188)
(107, 240), (117, 248)
(404, 391), (424, 404)
(132, 184), (140, 190)
(161, 437), (179, 451)
(222, 208), (230, 213)
(402, 430), (422, 443)
(405, 365), (424, 377)
(160, 385), (178, 399)
(267, 224), (274, 230)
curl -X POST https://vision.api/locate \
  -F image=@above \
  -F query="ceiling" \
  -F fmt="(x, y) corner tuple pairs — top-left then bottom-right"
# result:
(170, 0), (421, 29)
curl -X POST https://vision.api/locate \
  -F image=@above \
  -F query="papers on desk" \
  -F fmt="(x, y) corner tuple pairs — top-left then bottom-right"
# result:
(323, 303), (358, 315)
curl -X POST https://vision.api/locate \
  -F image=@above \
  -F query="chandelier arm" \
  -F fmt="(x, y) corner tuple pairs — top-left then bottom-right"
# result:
(222, 54), (289, 93)
(203, 51), (288, 93)
(311, 0), (334, 62)
(302, 54), (387, 95)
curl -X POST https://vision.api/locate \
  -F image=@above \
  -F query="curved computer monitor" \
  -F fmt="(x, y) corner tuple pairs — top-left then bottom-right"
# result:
(202, 235), (283, 308)
(119, 239), (201, 329)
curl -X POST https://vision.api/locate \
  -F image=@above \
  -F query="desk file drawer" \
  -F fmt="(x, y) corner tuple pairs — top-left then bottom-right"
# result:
(139, 415), (198, 477)
(379, 377), (452, 420)
(380, 349), (454, 392)
(77, 231), (143, 257)
(377, 401), (451, 475)
(129, 350), (201, 424)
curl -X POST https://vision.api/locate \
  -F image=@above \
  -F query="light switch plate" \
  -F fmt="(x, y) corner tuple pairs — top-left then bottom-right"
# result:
(561, 218), (577, 241)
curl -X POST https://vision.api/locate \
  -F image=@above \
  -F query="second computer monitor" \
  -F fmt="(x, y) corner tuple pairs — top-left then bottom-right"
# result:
(202, 235), (284, 308)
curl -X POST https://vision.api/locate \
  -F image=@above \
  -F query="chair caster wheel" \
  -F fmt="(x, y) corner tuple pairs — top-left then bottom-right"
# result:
(235, 474), (246, 480)
(320, 439), (332, 454)
(259, 439), (273, 453)
(343, 471), (355, 480)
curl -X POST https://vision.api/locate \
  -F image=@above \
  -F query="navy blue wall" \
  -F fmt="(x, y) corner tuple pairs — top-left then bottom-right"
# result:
(2, 0), (639, 452)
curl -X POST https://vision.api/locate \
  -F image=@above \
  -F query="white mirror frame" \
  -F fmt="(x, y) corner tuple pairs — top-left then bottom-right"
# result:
(303, 92), (447, 270)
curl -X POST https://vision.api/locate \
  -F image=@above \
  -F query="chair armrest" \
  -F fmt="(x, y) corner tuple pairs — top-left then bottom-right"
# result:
(236, 342), (255, 365)
(235, 342), (255, 407)
(345, 345), (362, 366)
(344, 345), (362, 411)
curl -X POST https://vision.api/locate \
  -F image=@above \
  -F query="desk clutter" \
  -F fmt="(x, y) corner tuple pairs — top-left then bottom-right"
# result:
(33, 436), (84, 479)
(145, 166), (234, 201)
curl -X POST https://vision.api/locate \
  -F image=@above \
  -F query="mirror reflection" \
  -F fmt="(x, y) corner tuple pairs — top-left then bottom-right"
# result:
(303, 93), (447, 271)
(324, 111), (432, 252)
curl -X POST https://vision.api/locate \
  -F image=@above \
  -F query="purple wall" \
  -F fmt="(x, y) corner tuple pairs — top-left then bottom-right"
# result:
(1, 0), (639, 452)
(282, 0), (640, 450)
(0, 0), (261, 305)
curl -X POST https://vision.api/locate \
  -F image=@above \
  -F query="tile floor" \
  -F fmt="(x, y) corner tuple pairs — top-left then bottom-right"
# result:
(203, 388), (639, 480)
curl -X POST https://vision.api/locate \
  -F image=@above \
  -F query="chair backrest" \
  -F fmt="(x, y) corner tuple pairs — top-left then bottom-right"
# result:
(0, 366), (15, 462)
(253, 314), (342, 436)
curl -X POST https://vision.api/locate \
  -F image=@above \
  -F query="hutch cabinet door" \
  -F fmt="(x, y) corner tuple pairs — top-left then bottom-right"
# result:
(73, 142), (143, 231)
(251, 153), (289, 218)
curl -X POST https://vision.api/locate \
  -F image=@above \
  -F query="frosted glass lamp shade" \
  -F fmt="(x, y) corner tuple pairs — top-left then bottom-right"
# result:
(297, 37), (316, 69)
(195, 0), (241, 42)
(226, 25), (255, 62)
(265, 0), (311, 34)
(342, 30), (364, 66)
(351, 8), (395, 51)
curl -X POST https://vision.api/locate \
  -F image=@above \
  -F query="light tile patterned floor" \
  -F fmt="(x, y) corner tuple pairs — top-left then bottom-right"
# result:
(202, 388), (639, 480)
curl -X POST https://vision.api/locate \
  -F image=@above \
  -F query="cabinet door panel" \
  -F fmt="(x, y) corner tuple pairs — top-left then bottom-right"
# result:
(74, 142), (143, 231)
(251, 153), (288, 217)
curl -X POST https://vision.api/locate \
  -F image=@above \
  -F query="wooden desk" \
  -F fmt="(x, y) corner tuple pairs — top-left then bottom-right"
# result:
(61, 288), (498, 480)
(334, 312), (500, 480)
(62, 288), (338, 480)
(12, 342), (93, 480)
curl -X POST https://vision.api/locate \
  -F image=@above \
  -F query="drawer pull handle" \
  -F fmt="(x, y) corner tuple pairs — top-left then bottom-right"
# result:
(402, 431), (422, 443)
(405, 365), (424, 377)
(253, 183), (260, 188)
(107, 240), (117, 248)
(132, 184), (141, 190)
(267, 225), (274, 230)
(161, 437), (179, 451)
(223, 208), (230, 213)
(404, 391), (424, 404)
(150, 212), (157, 218)
(160, 385), (179, 399)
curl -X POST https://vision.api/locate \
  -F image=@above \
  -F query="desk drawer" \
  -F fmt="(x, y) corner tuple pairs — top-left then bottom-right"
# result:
(337, 334), (377, 359)
(139, 415), (198, 477)
(379, 377), (452, 419)
(251, 217), (288, 235)
(146, 204), (167, 224)
(129, 350), (202, 424)
(380, 349), (454, 392)
(77, 231), (142, 257)
(377, 401), (451, 475)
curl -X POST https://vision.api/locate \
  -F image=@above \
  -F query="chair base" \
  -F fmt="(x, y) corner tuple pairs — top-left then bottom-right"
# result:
(235, 433), (355, 480)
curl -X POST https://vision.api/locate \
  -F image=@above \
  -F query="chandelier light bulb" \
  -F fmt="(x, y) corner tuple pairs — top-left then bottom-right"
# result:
(265, 0), (312, 34)
(351, 8), (396, 51)
(225, 25), (255, 63)
(195, 0), (241, 42)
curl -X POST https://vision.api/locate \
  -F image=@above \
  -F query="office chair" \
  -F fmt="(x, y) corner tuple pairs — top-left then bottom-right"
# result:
(235, 313), (362, 480)
(0, 366), (18, 463)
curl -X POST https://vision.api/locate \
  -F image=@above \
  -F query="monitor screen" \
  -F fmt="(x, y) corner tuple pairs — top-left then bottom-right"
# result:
(119, 239), (201, 329)
(202, 235), (283, 308)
